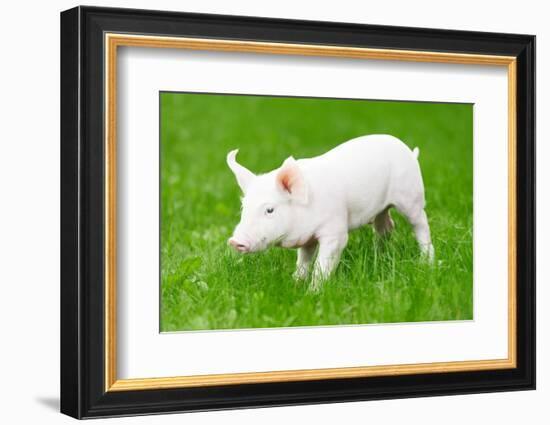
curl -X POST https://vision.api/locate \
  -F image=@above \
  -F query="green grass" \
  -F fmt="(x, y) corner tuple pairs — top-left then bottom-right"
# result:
(160, 92), (473, 332)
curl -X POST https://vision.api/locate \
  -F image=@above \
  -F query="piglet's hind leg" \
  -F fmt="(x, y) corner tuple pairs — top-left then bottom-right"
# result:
(395, 203), (434, 262)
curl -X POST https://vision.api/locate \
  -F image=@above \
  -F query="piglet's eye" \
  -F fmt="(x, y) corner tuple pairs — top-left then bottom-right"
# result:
(266, 207), (274, 214)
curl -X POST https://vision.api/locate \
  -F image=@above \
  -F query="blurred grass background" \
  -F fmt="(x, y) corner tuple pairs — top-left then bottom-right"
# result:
(160, 92), (473, 332)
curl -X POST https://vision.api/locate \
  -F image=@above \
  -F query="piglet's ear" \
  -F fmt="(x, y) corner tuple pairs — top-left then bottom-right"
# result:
(227, 149), (256, 194)
(276, 156), (309, 204)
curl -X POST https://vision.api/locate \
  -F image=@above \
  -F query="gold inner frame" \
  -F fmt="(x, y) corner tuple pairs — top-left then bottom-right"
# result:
(104, 33), (517, 392)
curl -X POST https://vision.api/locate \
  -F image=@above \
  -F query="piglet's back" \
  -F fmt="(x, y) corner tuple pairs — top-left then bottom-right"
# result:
(297, 135), (423, 226)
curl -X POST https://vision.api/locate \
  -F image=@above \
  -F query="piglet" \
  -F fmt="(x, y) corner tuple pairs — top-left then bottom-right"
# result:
(227, 134), (434, 291)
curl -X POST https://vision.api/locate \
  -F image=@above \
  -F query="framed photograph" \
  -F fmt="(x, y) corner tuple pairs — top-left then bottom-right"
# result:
(60, 6), (535, 419)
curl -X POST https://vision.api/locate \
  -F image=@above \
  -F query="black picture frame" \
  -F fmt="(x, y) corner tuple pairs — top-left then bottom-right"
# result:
(60, 5), (535, 419)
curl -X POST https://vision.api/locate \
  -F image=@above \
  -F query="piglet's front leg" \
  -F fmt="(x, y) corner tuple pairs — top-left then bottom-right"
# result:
(310, 232), (349, 292)
(293, 242), (318, 281)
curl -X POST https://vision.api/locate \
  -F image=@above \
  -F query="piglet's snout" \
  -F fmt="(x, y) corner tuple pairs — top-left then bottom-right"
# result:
(228, 237), (250, 253)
